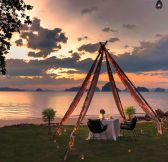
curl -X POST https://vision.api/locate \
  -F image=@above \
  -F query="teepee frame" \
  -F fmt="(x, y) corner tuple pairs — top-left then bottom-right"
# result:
(56, 41), (162, 161)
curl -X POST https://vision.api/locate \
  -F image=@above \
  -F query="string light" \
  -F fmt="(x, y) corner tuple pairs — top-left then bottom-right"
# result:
(56, 144), (60, 149)
(140, 129), (144, 134)
(128, 149), (132, 153)
(80, 153), (85, 160)
(156, 0), (163, 9)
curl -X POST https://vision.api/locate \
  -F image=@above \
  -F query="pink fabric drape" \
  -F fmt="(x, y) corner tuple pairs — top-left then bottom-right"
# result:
(79, 53), (103, 123)
(64, 53), (103, 161)
(105, 53), (126, 121)
(60, 53), (101, 125)
(73, 52), (103, 133)
(106, 51), (162, 134)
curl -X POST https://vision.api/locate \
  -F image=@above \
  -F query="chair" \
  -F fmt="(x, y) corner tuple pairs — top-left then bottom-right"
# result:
(87, 119), (108, 139)
(120, 117), (137, 137)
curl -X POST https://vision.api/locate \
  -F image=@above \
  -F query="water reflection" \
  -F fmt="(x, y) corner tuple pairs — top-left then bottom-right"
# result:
(0, 91), (168, 120)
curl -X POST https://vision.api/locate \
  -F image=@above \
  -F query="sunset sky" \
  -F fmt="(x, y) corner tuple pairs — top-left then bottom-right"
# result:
(1, 0), (168, 90)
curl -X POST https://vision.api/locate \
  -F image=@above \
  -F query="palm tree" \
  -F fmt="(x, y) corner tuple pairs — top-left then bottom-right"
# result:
(42, 108), (56, 135)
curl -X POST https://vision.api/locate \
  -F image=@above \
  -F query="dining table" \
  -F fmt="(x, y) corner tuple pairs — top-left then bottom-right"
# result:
(87, 118), (120, 141)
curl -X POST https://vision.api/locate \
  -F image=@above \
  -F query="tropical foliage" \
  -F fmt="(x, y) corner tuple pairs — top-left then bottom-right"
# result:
(0, 0), (33, 75)
(125, 106), (136, 120)
(42, 108), (56, 134)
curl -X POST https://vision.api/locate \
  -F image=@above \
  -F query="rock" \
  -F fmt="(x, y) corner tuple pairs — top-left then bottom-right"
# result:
(102, 82), (121, 92)
(154, 88), (165, 92)
(36, 88), (43, 91)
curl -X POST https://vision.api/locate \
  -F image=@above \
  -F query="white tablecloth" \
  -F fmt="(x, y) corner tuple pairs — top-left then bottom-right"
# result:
(87, 118), (120, 141)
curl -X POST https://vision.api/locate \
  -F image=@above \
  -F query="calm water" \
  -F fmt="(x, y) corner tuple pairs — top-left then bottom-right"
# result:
(0, 91), (168, 120)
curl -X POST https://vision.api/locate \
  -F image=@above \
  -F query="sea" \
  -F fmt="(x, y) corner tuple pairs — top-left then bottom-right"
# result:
(0, 91), (168, 120)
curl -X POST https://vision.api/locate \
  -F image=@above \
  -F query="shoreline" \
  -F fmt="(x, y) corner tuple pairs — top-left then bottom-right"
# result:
(0, 116), (124, 127)
(0, 117), (95, 127)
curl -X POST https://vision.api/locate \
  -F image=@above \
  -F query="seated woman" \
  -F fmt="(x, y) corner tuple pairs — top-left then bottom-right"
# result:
(99, 109), (106, 120)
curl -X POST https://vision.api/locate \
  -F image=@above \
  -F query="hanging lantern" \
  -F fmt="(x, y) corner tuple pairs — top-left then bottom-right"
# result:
(156, 0), (163, 9)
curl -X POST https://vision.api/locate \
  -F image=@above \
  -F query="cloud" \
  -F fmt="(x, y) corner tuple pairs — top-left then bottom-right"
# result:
(113, 35), (168, 72)
(71, 52), (81, 61)
(78, 43), (99, 53)
(15, 39), (23, 46)
(46, 0), (168, 47)
(5, 52), (94, 76)
(68, 50), (73, 53)
(123, 24), (136, 30)
(124, 45), (129, 48)
(28, 51), (51, 58)
(15, 18), (68, 58)
(108, 37), (120, 43)
(78, 36), (88, 41)
(102, 27), (118, 33)
(12, 35), (168, 77)
(5, 35), (168, 89)
(81, 7), (98, 15)
(155, 34), (163, 38)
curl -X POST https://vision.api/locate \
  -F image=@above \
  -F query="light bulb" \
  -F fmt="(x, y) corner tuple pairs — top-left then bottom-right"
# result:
(56, 144), (59, 149)
(80, 153), (84, 160)
(156, 0), (163, 9)
(128, 149), (132, 153)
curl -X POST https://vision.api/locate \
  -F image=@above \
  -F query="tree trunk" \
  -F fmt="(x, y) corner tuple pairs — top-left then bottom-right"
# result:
(48, 118), (51, 135)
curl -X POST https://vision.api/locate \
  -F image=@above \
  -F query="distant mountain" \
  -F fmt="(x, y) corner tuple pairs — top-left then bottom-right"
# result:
(154, 88), (165, 92)
(136, 87), (149, 92)
(65, 87), (80, 91)
(65, 86), (100, 92)
(0, 87), (25, 91)
(102, 82), (121, 92)
(0, 87), (57, 92)
(123, 86), (149, 92)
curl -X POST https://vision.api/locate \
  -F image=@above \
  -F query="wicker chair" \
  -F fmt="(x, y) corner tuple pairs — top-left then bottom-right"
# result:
(87, 119), (108, 139)
(120, 117), (137, 137)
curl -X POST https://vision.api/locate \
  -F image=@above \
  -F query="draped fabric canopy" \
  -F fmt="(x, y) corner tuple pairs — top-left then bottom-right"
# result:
(56, 42), (162, 161)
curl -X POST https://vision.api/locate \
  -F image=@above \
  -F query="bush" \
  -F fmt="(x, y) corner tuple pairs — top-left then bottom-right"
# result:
(125, 106), (136, 120)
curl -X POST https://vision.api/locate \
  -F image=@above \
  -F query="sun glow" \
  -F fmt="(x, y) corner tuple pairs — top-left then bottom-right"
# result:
(17, 76), (43, 79)
(46, 68), (86, 79)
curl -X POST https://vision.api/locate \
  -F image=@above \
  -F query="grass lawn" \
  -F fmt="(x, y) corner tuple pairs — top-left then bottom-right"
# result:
(0, 122), (168, 162)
